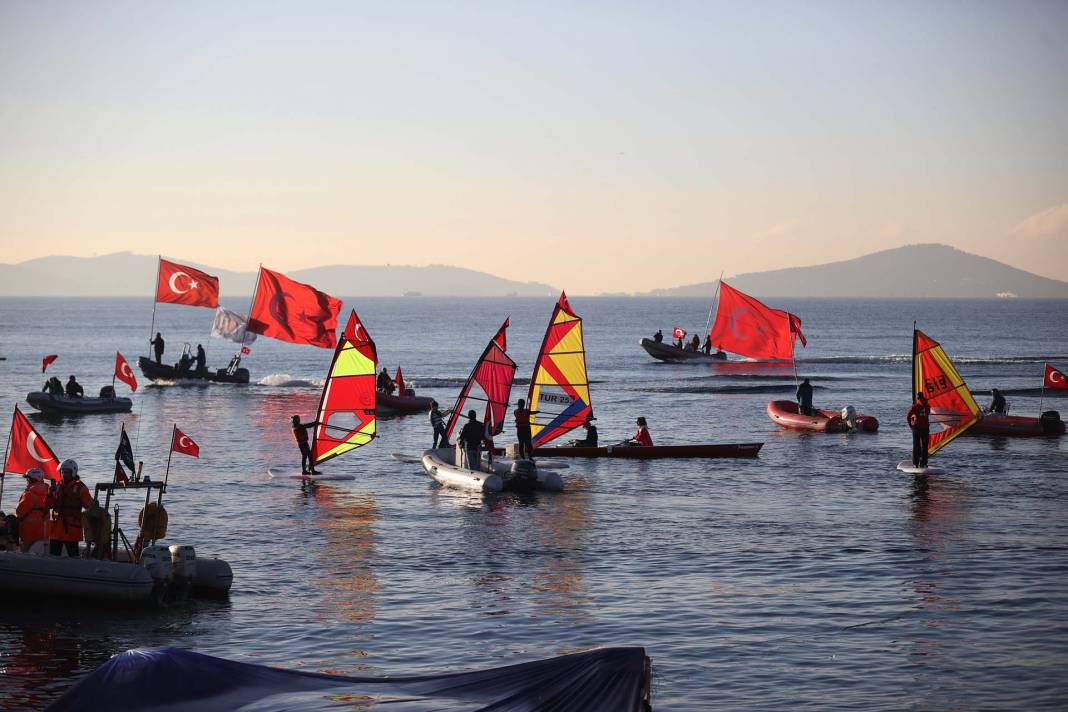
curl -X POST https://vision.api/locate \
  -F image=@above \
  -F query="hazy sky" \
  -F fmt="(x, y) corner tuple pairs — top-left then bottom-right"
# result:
(2, 1), (1066, 293)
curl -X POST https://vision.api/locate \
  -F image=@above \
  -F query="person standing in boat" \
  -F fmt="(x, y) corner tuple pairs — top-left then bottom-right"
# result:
(195, 344), (207, 374)
(429, 401), (452, 448)
(291, 415), (320, 475)
(627, 417), (654, 446)
(65, 376), (83, 398)
(907, 392), (931, 468)
(689, 335), (700, 352)
(459, 410), (490, 470)
(573, 415), (598, 447)
(513, 399), (537, 460)
(989, 388), (1007, 414)
(47, 460), (93, 557)
(653, 329), (664, 343)
(16, 468), (50, 553)
(796, 378), (814, 416)
(150, 332), (165, 364)
(702, 335), (713, 355)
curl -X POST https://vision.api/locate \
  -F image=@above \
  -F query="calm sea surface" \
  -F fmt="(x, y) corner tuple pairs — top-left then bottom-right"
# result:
(1, 296), (1067, 710)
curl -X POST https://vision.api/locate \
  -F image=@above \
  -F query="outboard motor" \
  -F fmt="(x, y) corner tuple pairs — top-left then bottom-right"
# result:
(141, 544), (173, 602)
(507, 460), (538, 490)
(840, 406), (858, 432)
(169, 545), (197, 599)
(1040, 411), (1063, 436)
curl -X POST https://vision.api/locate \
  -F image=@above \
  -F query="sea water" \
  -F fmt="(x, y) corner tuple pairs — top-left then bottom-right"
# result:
(0, 296), (1066, 710)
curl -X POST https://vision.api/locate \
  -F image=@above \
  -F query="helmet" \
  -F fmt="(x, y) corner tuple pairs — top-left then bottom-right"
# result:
(59, 459), (79, 477)
(25, 467), (44, 482)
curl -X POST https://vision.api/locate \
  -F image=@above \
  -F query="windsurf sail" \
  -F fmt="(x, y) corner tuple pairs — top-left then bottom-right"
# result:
(445, 319), (517, 441)
(528, 292), (593, 446)
(311, 310), (377, 466)
(708, 281), (806, 360)
(913, 329), (981, 457)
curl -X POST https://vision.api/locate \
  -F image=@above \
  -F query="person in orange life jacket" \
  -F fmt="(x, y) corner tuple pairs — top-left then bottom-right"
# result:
(292, 415), (320, 475)
(48, 459), (93, 557)
(907, 392), (931, 467)
(16, 467), (51, 552)
(513, 399), (537, 460)
(627, 417), (653, 446)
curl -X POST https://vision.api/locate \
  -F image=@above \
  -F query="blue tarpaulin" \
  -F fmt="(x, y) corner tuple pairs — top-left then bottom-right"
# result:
(47, 645), (652, 711)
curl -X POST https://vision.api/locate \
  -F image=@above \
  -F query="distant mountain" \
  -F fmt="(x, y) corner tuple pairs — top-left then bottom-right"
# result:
(645, 244), (1068, 298)
(0, 252), (555, 297)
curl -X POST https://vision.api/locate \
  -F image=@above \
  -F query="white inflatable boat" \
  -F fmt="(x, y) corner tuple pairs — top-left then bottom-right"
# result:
(421, 447), (564, 493)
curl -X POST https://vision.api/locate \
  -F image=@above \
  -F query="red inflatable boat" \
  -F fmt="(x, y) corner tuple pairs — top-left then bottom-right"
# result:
(766, 400), (879, 433)
(933, 409), (1065, 437)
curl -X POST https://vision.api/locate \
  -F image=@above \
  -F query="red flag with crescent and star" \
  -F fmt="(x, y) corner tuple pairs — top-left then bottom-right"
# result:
(114, 352), (138, 392)
(156, 258), (220, 308)
(248, 267), (342, 349)
(1045, 363), (1068, 390)
(4, 407), (62, 481)
(171, 428), (200, 458)
(672, 326), (687, 340)
(708, 281), (806, 360)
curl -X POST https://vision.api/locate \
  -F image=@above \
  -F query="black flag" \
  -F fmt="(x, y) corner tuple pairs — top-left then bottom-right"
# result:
(115, 428), (135, 472)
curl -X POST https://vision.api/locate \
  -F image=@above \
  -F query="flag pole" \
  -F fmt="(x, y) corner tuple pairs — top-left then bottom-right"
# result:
(232, 264), (261, 372)
(158, 424), (176, 509)
(148, 255), (161, 348)
(1040, 363), (1046, 416)
(113, 422), (125, 484)
(111, 353), (117, 392)
(0, 407), (14, 510)
(704, 271), (724, 338)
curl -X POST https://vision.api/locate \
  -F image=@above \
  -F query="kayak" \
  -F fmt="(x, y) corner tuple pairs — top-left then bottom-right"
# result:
(377, 391), (434, 415)
(934, 409), (1065, 437)
(532, 442), (763, 459)
(766, 400), (879, 433)
(26, 392), (132, 414)
(137, 356), (250, 384)
(639, 338), (727, 363)
(47, 645), (653, 712)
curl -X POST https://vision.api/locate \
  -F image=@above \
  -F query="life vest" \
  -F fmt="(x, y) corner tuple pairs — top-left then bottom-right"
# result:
(50, 480), (92, 540)
(138, 502), (168, 539)
(16, 482), (51, 542)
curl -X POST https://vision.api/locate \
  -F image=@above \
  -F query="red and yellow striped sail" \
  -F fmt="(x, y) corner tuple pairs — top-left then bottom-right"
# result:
(528, 292), (593, 446)
(914, 329), (981, 457)
(312, 310), (377, 465)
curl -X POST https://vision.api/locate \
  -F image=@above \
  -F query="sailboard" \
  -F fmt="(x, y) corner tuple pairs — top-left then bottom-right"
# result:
(897, 328), (981, 474)
(445, 319), (517, 443)
(528, 292), (593, 447)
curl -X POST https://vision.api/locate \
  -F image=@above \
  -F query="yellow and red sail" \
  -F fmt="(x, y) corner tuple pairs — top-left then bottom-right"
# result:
(528, 292), (593, 446)
(312, 310), (377, 465)
(913, 329), (981, 457)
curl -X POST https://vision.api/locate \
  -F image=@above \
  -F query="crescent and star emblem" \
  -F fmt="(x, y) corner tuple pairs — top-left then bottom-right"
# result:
(729, 307), (766, 342)
(26, 432), (53, 463)
(120, 362), (133, 378)
(178, 435), (192, 449)
(269, 292), (296, 335)
(168, 272), (200, 294)
(1052, 370), (1065, 384)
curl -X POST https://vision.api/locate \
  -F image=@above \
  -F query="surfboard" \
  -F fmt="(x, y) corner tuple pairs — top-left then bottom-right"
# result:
(266, 466), (355, 481)
(391, 452), (422, 464)
(896, 460), (946, 476)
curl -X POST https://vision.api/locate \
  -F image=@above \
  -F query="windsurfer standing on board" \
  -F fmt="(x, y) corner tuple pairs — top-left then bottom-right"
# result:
(291, 415), (320, 475)
(907, 392), (930, 468)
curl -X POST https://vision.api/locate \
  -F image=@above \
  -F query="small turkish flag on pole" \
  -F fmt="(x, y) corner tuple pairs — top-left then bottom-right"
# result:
(4, 406), (62, 481)
(42, 354), (58, 373)
(1044, 363), (1068, 390)
(114, 352), (138, 392)
(672, 326), (687, 340)
(156, 258), (220, 308)
(171, 427), (200, 457)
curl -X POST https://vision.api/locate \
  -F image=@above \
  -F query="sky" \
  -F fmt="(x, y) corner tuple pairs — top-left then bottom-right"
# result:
(1, 0), (1066, 293)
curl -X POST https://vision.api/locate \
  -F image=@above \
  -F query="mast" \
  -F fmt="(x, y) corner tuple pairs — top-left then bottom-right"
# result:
(147, 255), (161, 348)
(0, 408), (12, 509)
(233, 265), (261, 371)
(912, 321), (918, 400)
(704, 271), (724, 340)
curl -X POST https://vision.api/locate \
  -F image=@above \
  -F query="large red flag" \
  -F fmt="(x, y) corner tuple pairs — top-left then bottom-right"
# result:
(114, 352), (138, 392)
(708, 282), (806, 360)
(156, 258), (220, 308)
(171, 428), (200, 458)
(42, 354), (58, 373)
(248, 268), (342, 349)
(5, 408), (62, 481)
(1045, 363), (1068, 390)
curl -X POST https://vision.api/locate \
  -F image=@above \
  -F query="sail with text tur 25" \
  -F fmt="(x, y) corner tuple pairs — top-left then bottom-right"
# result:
(913, 329), (981, 457)
(445, 319), (516, 441)
(311, 310), (377, 465)
(528, 292), (593, 446)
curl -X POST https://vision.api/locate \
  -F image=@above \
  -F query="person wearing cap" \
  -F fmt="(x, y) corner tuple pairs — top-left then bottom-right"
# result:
(627, 417), (654, 447)
(573, 415), (598, 447)
(429, 400), (451, 449)
(513, 398), (537, 460)
(47, 459), (93, 557)
(16, 468), (51, 552)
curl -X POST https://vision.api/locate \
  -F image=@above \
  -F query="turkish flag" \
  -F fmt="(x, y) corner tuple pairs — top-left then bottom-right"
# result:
(156, 258), (220, 308)
(672, 326), (687, 340)
(248, 268), (342, 349)
(395, 366), (405, 395)
(708, 282), (806, 360)
(1045, 363), (1068, 390)
(493, 317), (509, 351)
(171, 428), (200, 458)
(115, 352), (138, 392)
(42, 354), (58, 373)
(5, 407), (61, 481)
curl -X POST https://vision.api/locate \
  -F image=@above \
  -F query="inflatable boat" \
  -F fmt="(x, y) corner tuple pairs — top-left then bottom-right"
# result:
(47, 645), (653, 712)
(26, 392), (132, 414)
(532, 442), (763, 459)
(137, 356), (249, 384)
(420, 448), (565, 492)
(933, 409), (1065, 437)
(640, 338), (727, 363)
(377, 391), (434, 415)
(766, 400), (879, 433)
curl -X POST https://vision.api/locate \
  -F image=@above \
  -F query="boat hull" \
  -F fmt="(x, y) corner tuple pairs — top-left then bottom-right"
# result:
(533, 442), (763, 459)
(422, 448), (504, 492)
(26, 392), (132, 414)
(639, 338), (726, 363)
(766, 400), (879, 433)
(0, 551), (154, 602)
(137, 356), (250, 384)
(377, 392), (435, 415)
(963, 411), (1065, 437)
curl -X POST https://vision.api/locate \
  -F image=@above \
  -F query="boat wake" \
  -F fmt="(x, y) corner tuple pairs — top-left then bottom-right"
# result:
(256, 373), (324, 388)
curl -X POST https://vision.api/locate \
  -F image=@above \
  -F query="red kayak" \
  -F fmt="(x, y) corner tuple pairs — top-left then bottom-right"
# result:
(766, 400), (879, 433)
(532, 442), (763, 459)
(933, 409), (1065, 437)
(377, 392), (434, 415)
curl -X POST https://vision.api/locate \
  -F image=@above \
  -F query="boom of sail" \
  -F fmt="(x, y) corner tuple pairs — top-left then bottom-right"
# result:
(528, 292), (593, 446)
(311, 310), (377, 466)
(445, 319), (517, 441)
(913, 328), (981, 457)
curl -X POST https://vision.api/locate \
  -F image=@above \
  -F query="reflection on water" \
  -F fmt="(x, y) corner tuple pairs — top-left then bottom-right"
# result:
(308, 485), (379, 626)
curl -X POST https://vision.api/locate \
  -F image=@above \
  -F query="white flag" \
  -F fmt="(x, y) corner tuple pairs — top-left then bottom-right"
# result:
(210, 307), (257, 344)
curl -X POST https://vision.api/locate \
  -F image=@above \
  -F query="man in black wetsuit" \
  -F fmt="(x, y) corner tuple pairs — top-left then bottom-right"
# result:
(573, 416), (598, 447)
(702, 336), (713, 355)
(195, 344), (207, 374)
(653, 329), (663, 344)
(989, 389), (1007, 414)
(150, 332), (165, 364)
(796, 378), (814, 416)
(458, 410), (489, 470)
(65, 376), (84, 398)
(291, 415), (320, 475)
